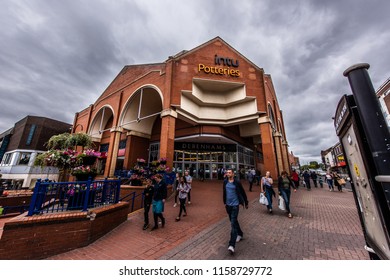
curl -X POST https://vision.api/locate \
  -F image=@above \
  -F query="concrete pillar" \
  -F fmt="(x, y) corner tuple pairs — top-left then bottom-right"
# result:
(281, 140), (290, 172)
(105, 127), (123, 178)
(273, 131), (283, 175)
(159, 109), (177, 169)
(124, 131), (151, 170)
(258, 116), (278, 178)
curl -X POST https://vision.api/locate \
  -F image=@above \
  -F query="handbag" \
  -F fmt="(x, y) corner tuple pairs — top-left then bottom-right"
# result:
(337, 178), (346, 185)
(259, 193), (268, 206)
(278, 195), (286, 211)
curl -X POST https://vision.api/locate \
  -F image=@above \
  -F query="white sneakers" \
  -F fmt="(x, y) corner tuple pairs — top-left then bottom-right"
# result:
(228, 246), (235, 254)
(236, 235), (242, 242)
(173, 203), (177, 207)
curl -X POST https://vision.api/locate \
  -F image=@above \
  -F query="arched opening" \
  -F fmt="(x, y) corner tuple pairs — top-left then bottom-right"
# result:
(120, 86), (163, 136)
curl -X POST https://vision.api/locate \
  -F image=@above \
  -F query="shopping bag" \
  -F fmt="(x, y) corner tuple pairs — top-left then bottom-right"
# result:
(278, 195), (286, 211)
(337, 178), (346, 185)
(259, 193), (268, 206)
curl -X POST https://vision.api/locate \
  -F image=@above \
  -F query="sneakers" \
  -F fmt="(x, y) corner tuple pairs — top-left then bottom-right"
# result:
(236, 235), (242, 242)
(268, 209), (273, 214)
(188, 201), (191, 205)
(288, 213), (293, 218)
(143, 224), (149, 230)
(228, 246), (235, 254)
(173, 203), (177, 207)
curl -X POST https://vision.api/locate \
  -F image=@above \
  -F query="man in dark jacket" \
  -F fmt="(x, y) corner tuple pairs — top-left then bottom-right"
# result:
(142, 178), (154, 230)
(223, 168), (248, 254)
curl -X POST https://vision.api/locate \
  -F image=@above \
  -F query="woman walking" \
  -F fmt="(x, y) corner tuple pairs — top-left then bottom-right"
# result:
(278, 171), (297, 218)
(261, 171), (275, 214)
(325, 171), (334, 191)
(175, 175), (191, 221)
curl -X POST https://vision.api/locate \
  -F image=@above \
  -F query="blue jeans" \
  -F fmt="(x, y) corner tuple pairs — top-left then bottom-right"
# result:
(279, 188), (291, 213)
(265, 187), (273, 210)
(225, 205), (243, 248)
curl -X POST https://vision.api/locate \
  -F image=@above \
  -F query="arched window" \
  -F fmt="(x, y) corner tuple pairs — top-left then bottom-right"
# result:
(268, 104), (276, 131)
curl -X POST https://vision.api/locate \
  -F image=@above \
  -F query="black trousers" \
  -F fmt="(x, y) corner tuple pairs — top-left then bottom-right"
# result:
(144, 203), (151, 225)
(178, 198), (187, 217)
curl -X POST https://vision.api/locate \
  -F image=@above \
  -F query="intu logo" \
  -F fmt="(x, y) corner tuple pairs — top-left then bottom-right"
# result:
(214, 55), (239, 67)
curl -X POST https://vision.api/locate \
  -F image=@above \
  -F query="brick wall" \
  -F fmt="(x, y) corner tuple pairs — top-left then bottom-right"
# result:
(0, 202), (129, 260)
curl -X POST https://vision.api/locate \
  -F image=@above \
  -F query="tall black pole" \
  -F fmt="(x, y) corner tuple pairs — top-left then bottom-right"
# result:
(343, 63), (390, 179)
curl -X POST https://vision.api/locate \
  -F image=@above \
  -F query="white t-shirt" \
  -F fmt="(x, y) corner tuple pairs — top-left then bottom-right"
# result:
(185, 175), (192, 187)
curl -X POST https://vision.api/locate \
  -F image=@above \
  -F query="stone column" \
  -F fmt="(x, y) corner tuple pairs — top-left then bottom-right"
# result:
(159, 109), (177, 169)
(258, 116), (278, 178)
(273, 131), (283, 175)
(105, 126), (123, 178)
(281, 140), (290, 172)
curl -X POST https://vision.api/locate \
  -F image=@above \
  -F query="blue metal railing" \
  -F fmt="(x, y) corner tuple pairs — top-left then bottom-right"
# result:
(27, 177), (121, 216)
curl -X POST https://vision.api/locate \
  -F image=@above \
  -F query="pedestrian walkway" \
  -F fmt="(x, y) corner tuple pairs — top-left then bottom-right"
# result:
(47, 181), (369, 260)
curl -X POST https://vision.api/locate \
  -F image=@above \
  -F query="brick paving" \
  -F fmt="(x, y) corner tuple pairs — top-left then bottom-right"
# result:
(47, 180), (369, 260)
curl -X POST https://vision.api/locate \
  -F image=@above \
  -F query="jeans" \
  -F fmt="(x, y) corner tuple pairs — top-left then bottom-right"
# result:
(327, 179), (334, 190)
(225, 205), (243, 248)
(265, 187), (273, 210)
(279, 188), (291, 213)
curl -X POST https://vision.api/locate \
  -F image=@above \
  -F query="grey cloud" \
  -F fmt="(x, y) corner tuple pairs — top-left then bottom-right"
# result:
(1, 0), (389, 165)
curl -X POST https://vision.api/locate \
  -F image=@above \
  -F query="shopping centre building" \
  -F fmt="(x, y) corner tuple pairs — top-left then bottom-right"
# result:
(72, 37), (290, 179)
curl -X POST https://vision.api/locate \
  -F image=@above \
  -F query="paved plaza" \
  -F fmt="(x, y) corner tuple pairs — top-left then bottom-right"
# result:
(47, 179), (369, 260)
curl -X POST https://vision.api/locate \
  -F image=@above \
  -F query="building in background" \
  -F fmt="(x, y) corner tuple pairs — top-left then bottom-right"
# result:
(376, 77), (390, 127)
(72, 37), (290, 179)
(321, 142), (347, 174)
(0, 116), (71, 189)
(288, 151), (300, 171)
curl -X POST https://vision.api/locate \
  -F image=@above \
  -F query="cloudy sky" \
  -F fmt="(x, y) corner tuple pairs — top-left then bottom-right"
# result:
(1, 0), (389, 164)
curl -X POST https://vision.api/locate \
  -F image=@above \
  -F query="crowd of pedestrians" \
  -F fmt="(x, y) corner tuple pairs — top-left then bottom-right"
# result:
(141, 166), (347, 255)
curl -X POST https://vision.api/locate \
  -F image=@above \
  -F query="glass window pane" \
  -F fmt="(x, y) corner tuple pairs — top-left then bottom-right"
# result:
(225, 152), (236, 162)
(18, 153), (31, 165)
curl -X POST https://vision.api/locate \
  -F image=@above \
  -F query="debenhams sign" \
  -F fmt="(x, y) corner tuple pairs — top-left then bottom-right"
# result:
(198, 55), (240, 77)
(175, 142), (237, 152)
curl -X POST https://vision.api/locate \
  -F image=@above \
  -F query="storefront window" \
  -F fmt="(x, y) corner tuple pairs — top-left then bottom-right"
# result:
(224, 152), (237, 163)
(172, 143), (253, 180)
(183, 151), (197, 162)
(174, 150), (182, 161)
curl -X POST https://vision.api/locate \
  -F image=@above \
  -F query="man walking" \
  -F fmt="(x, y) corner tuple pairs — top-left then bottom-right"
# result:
(223, 168), (248, 254)
(303, 170), (311, 190)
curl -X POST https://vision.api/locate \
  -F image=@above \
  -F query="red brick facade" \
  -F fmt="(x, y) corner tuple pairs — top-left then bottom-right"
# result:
(73, 37), (290, 178)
